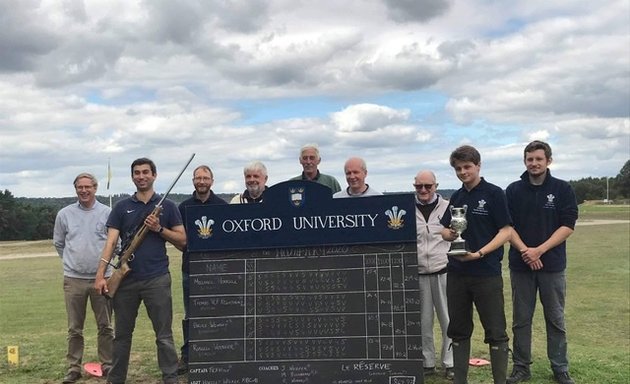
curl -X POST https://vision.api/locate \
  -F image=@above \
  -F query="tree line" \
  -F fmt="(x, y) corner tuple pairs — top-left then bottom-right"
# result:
(1, 160), (628, 241)
(0, 192), (234, 241)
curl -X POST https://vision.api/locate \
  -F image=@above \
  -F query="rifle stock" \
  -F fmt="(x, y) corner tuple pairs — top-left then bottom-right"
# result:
(104, 259), (131, 299)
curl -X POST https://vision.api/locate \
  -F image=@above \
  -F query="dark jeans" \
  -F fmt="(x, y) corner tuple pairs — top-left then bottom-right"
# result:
(108, 273), (178, 383)
(447, 273), (508, 344)
(510, 270), (569, 374)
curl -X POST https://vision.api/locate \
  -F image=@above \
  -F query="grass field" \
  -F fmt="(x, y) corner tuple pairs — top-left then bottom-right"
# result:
(0, 205), (628, 384)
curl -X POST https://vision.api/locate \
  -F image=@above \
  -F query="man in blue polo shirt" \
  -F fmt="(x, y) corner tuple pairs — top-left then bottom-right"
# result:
(506, 141), (578, 384)
(440, 145), (511, 384)
(95, 158), (186, 384)
(176, 165), (227, 374)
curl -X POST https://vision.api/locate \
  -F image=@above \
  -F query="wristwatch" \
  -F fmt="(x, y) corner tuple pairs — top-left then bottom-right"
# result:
(158, 226), (164, 233)
(478, 250), (485, 258)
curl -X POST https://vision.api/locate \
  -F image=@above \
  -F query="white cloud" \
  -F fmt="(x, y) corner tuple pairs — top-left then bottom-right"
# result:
(0, 0), (628, 197)
(332, 104), (410, 132)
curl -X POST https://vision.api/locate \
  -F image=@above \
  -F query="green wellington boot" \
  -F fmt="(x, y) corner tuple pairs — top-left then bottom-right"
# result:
(490, 342), (509, 384)
(451, 339), (471, 384)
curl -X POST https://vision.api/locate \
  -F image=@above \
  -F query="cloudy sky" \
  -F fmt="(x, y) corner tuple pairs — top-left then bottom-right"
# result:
(1, 0), (629, 198)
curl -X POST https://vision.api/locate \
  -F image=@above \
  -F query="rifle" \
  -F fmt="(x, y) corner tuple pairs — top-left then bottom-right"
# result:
(104, 154), (195, 298)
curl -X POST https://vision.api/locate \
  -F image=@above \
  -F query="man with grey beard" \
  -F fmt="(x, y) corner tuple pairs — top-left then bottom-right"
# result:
(231, 161), (269, 204)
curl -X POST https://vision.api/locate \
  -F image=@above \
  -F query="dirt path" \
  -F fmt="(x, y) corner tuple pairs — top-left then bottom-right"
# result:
(0, 251), (58, 260)
(0, 239), (51, 247)
(574, 219), (629, 226)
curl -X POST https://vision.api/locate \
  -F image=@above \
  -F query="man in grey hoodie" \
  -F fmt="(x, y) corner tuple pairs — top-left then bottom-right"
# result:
(54, 173), (114, 383)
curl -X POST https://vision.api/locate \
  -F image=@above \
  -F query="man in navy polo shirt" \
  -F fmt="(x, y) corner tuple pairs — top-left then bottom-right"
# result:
(440, 145), (511, 384)
(95, 157), (186, 384)
(176, 165), (227, 374)
(506, 141), (578, 384)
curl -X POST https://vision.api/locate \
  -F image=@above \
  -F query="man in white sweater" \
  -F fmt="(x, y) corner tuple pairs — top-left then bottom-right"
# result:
(54, 173), (114, 383)
(414, 170), (454, 380)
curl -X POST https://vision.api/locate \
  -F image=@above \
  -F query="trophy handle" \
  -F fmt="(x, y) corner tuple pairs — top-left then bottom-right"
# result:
(462, 204), (468, 214)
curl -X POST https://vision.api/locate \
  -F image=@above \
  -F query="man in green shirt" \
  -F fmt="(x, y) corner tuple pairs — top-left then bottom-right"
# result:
(290, 144), (341, 193)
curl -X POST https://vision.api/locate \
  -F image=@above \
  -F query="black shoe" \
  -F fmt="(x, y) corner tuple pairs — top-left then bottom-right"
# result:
(445, 367), (455, 380)
(102, 365), (111, 378)
(507, 368), (531, 383)
(553, 371), (575, 384)
(177, 359), (188, 375)
(423, 366), (436, 376)
(62, 371), (81, 384)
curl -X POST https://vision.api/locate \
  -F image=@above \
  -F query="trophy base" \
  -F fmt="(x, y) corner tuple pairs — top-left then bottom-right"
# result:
(447, 241), (468, 257)
(447, 249), (469, 257)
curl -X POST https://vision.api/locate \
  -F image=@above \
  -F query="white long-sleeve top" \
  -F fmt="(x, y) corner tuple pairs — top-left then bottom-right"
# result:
(415, 194), (451, 274)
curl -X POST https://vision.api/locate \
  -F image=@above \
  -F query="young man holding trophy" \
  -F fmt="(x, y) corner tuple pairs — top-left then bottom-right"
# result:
(440, 145), (512, 384)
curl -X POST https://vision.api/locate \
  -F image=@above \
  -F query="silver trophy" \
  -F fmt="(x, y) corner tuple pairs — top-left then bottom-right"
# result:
(447, 205), (468, 256)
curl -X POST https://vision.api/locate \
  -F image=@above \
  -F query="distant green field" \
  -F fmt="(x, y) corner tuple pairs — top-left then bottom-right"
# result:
(0, 206), (628, 384)
(578, 204), (630, 221)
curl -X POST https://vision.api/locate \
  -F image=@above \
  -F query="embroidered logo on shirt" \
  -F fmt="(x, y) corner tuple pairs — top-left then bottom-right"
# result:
(472, 199), (489, 216)
(544, 194), (556, 209)
(126, 210), (135, 214)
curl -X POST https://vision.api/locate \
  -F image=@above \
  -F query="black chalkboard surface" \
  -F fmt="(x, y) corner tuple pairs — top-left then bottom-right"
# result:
(186, 181), (423, 384)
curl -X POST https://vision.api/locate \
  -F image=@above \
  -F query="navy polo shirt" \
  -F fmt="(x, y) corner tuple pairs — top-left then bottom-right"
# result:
(107, 193), (183, 280)
(440, 178), (512, 276)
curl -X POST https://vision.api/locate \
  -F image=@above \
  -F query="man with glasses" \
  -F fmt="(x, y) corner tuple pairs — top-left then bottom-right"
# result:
(54, 173), (114, 383)
(176, 165), (227, 374)
(413, 170), (454, 380)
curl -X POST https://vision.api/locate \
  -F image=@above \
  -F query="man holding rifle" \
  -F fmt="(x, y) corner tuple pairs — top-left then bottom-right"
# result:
(95, 157), (186, 384)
